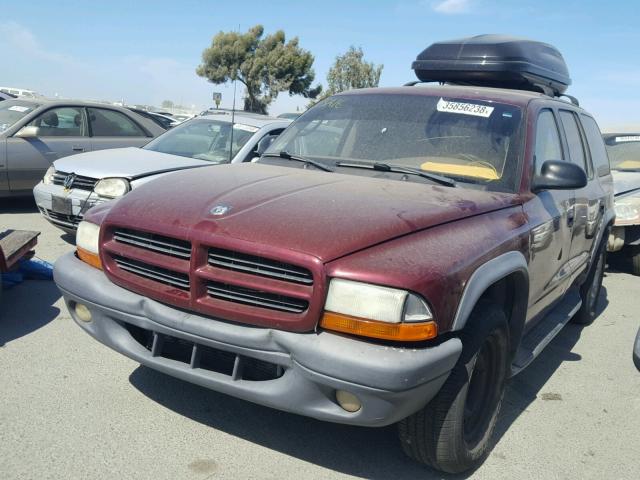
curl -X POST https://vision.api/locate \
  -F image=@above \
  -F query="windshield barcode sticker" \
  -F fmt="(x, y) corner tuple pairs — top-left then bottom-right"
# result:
(437, 98), (494, 118)
(615, 136), (640, 143)
(8, 105), (30, 113)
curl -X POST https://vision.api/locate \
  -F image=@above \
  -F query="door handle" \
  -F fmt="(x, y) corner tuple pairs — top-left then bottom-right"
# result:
(72, 146), (85, 152)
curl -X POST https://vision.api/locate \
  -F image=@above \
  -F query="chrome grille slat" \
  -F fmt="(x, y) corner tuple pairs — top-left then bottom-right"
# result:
(52, 171), (98, 191)
(208, 248), (313, 285)
(207, 282), (308, 313)
(114, 256), (190, 290)
(113, 229), (191, 259)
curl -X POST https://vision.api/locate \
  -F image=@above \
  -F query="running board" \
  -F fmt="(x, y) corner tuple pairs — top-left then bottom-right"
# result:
(510, 289), (582, 377)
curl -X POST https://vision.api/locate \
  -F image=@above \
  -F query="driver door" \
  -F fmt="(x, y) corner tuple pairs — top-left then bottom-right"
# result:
(524, 108), (576, 324)
(7, 106), (91, 192)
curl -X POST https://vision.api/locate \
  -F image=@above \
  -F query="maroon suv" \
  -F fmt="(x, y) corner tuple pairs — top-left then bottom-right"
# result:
(54, 36), (614, 473)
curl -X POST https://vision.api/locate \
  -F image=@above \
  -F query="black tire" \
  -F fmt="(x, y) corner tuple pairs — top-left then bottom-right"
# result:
(398, 302), (509, 474)
(631, 246), (640, 277)
(573, 240), (606, 325)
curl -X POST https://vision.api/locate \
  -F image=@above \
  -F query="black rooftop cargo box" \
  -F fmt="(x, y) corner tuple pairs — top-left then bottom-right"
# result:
(412, 34), (571, 95)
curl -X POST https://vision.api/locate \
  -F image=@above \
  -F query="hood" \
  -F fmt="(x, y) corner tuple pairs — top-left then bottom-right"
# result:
(612, 170), (640, 197)
(104, 163), (520, 262)
(53, 147), (212, 179)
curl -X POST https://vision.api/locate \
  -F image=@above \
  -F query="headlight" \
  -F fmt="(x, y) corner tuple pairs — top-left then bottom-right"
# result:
(614, 194), (640, 225)
(43, 166), (56, 185)
(94, 178), (130, 198)
(321, 278), (437, 341)
(76, 221), (102, 269)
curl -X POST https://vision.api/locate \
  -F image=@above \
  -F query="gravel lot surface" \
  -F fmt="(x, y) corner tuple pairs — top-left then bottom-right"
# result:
(1, 198), (639, 480)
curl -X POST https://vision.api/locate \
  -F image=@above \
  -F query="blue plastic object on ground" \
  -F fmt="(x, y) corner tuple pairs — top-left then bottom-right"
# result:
(0, 258), (53, 289)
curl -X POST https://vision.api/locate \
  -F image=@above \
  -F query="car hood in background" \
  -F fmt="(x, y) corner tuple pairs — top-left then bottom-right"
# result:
(612, 170), (640, 197)
(53, 147), (213, 179)
(102, 163), (520, 263)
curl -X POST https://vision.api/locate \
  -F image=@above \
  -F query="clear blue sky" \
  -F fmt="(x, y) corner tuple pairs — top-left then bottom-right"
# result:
(1, 0), (639, 129)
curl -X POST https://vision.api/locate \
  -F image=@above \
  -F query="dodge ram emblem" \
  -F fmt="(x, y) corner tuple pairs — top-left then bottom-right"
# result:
(210, 205), (230, 216)
(63, 174), (76, 189)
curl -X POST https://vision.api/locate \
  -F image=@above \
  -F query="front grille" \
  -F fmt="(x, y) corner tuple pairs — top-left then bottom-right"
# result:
(114, 255), (190, 290)
(40, 207), (83, 228)
(207, 282), (308, 313)
(208, 247), (313, 285)
(104, 227), (316, 321)
(114, 228), (191, 259)
(52, 171), (98, 191)
(124, 322), (284, 381)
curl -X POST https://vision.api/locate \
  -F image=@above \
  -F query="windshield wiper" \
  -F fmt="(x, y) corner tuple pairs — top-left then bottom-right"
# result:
(262, 151), (334, 172)
(335, 161), (456, 187)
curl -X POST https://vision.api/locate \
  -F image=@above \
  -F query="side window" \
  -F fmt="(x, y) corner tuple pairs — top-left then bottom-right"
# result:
(580, 115), (611, 176)
(28, 107), (86, 137)
(534, 110), (563, 175)
(87, 108), (146, 137)
(559, 110), (588, 173)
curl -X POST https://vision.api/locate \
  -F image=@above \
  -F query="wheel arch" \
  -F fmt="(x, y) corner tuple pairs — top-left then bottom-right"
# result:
(451, 251), (529, 357)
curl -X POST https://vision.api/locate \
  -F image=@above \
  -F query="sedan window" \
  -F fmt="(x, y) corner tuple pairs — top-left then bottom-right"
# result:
(0, 100), (39, 133)
(27, 107), (86, 137)
(144, 119), (258, 162)
(88, 108), (146, 137)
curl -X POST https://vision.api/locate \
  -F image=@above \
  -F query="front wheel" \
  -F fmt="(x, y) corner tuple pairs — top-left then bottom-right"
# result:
(398, 302), (509, 474)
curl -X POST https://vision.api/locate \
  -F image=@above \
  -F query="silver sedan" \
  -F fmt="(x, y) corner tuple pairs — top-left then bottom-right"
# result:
(0, 98), (165, 197)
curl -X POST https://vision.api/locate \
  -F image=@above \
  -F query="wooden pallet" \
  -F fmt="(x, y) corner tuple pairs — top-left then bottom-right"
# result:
(0, 230), (40, 272)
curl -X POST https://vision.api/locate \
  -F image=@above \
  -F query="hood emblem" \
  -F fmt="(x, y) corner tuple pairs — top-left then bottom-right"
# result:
(63, 173), (76, 190)
(210, 204), (231, 216)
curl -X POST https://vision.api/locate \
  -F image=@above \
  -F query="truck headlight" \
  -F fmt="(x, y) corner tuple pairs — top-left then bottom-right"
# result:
(614, 194), (640, 225)
(43, 166), (56, 185)
(76, 221), (102, 269)
(94, 178), (130, 198)
(320, 278), (437, 341)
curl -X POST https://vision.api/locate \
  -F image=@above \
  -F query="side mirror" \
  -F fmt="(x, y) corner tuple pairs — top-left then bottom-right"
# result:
(533, 160), (587, 192)
(14, 125), (40, 138)
(256, 135), (276, 156)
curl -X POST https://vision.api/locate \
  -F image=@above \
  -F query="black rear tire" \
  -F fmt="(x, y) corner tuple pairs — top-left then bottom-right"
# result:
(573, 240), (606, 325)
(631, 246), (640, 277)
(398, 302), (509, 474)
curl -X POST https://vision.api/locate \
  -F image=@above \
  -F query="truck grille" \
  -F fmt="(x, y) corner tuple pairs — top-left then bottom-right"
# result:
(114, 228), (191, 259)
(208, 247), (313, 285)
(52, 171), (98, 191)
(207, 282), (308, 313)
(114, 256), (190, 290)
(102, 227), (318, 325)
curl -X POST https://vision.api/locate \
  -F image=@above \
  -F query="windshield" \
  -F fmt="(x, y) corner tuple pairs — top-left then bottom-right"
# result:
(0, 100), (39, 133)
(143, 118), (258, 162)
(266, 93), (524, 191)
(604, 135), (640, 171)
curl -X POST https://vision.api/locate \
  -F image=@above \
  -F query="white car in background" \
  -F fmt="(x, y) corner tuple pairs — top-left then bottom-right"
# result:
(33, 113), (291, 233)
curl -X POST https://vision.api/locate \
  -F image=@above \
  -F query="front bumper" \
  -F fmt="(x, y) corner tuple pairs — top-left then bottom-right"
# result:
(33, 183), (106, 232)
(54, 252), (462, 427)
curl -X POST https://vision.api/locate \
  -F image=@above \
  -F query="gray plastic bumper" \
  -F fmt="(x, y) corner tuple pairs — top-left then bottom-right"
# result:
(54, 252), (462, 427)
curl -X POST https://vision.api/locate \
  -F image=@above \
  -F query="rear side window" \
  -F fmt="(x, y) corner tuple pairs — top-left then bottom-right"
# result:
(559, 110), (588, 175)
(580, 115), (610, 176)
(88, 108), (146, 137)
(534, 110), (563, 175)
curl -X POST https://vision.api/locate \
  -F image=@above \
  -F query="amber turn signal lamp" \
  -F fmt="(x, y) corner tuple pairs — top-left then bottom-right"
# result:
(320, 312), (438, 342)
(77, 247), (103, 270)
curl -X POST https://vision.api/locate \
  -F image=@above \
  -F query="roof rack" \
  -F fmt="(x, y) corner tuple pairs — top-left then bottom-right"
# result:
(411, 35), (572, 97)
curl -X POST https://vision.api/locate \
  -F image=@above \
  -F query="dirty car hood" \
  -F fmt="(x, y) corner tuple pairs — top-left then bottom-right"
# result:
(103, 163), (520, 262)
(54, 147), (212, 179)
